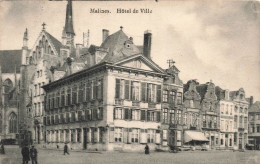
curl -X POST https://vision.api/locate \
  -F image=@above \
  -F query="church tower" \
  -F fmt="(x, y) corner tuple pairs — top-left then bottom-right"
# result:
(63, 0), (75, 50)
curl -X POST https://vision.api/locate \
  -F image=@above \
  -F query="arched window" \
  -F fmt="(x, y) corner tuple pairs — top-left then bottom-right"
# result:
(9, 112), (17, 133)
(4, 78), (13, 93)
(0, 114), (2, 133)
(48, 46), (51, 54)
(45, 40), (48, 53)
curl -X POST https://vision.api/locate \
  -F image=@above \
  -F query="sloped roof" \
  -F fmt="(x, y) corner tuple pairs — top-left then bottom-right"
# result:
(249, 101), (260, 113)
(45, 32), (63, 54)
(0, 50), (22, 73)
(100, 30), (141, 63)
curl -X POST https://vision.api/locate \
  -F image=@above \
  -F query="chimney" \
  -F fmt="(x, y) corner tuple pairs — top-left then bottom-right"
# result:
(102, 29), (109, 42)
(143, 30), (152, 59)
(225, 90), (229, 100)
(22, 28), (28, 65)
(250, 96), (254, 107)
(76, 43), (83, 58)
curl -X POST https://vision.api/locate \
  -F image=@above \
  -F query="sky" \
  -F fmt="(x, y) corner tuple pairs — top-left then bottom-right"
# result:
(0, 0), (260, 101)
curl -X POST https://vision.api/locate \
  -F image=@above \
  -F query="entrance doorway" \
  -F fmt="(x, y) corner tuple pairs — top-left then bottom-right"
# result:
(239, 138), (243, 149)
(211, 136), (215, 148)
(83, 128), (87, 149)
(37, 126), (40, 144)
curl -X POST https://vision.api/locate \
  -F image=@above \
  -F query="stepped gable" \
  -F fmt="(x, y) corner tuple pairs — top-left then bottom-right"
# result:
(0, 50), (23, 73)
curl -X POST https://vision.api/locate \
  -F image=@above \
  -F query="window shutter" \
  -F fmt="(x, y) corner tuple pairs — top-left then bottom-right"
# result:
(157, 111), (161, 122)
(129, 109), (132, 120)
(141, 110), (146, 121)
(130, 81), (133, 100)
(124, 108), (129, 120)
(115, 79), (120, 99)
(109, 127), (114, 143)
(113, 108), (116, 120)
(125, 80), (130, 100)
(141, 82), (147, 102)
(157, 85), (161, 103)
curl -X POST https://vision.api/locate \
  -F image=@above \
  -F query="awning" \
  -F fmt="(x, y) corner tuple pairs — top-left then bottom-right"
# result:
(184, 131), (209, 143)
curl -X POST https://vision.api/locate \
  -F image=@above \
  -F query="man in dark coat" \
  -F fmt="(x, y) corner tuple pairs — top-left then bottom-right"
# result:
(30, 145), (38, 164)
(145, 144), (150, 155)
(0, 142), (5, 154)
(64, 143), (70, 155)
(21, 146), (30, 164)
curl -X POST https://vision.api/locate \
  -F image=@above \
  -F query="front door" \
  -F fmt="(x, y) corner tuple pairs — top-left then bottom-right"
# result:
(211, 136), (215, 148)
(83, 128), (87, 149)
(239, 138), (242, 149)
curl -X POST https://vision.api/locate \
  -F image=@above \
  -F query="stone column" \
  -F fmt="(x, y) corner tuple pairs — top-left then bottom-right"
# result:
(75, 129), (78, 142)
(58, 130), (60, 143)
(69, 129), (71, 143)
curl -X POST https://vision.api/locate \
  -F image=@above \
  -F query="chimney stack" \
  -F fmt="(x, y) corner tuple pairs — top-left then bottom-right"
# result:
(225, 90), (229, 100)
(143, 30), (152, 59)
(102, 29), (109, 42)
(250, 96), (254, 107)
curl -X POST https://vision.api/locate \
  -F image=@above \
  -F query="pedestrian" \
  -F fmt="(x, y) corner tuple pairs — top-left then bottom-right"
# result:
(64, 143), (70, 155)
(21, 145), (30, 164)
(145, 144), (149, 155)
(1, 142), (5, 154)
(30, 145), (38, 164)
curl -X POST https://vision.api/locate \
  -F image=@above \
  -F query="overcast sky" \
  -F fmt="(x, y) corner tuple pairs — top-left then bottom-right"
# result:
(0, 0), (259, 101)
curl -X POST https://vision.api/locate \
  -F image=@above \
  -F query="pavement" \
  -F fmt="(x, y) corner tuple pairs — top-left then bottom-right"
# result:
(0, 145), (260, 164)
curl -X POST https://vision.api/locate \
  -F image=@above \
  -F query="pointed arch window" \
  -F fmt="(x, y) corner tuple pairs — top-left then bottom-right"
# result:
(45, 40), (48, 53)
(9, 112), (17, 133)
(48, 46), (51, 54)
(3, 78), (13, 93)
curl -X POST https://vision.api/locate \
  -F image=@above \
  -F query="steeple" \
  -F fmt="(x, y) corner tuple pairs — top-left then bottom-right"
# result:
(65, 0), (75, 35)
(63, 0), (75, 49)
(23, 28), (28, 48)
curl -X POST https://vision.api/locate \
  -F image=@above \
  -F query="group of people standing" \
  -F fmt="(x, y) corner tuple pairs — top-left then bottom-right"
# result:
(21, 145), (38, 164)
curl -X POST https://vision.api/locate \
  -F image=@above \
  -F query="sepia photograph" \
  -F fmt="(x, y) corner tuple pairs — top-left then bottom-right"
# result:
(0, 0), (259, 163)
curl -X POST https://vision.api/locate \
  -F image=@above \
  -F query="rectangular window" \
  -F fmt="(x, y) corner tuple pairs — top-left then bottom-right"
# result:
(97, 79), (103, 100)
(61, 90), (65, 107)
(141, 82), (147, 102)
(234, 116), (238, 129)
(115, 79), (121, 99)
(72, 85), (77, 104)
(147, 129), (155, 143)
(66, 88), (71, 106)
(131, 129), (139, 143)
(77, 129), (81, 143)
(125, 80), (130, 100)
(97, 107), (103, 120)
(132, 110), (140, 120)
(203, 115), (206, 128)
(114, 108), (123, 119)
(170, 109), (174, 123)
(163, 90), (168, 102)
(115, 127), (123, 142)
(141, 110), (146, 121)
(157, 85), (161, 103)
(169, 91), (176, 104)
(157, 111), (160, 122)
(38, 83), (41, 95)
(34, 85), (37, 96)
(132, 81), (140, 101)
(163, 130), (167, 140)
(177, 92), (182, 105)
(147, 111), (155, 122)
(257, 125), (260, 132)
(162, 109), (168, 123)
